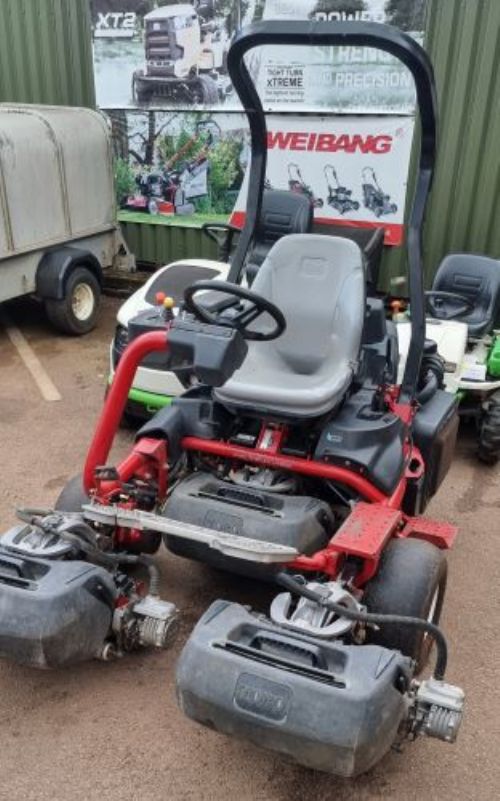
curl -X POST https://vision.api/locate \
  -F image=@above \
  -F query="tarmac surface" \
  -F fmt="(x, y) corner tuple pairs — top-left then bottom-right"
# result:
(0, 295), (499, 801)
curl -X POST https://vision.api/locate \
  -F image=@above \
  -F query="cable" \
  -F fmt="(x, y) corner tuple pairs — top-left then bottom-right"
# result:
(276, 571), (448, 681)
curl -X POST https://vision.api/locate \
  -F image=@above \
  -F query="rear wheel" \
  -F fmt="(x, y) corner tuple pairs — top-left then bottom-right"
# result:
(191, 75), (219, 105)
(363, 538), (447, 673)
(478, 390), (500, 464)
(45, 266), (101, 335)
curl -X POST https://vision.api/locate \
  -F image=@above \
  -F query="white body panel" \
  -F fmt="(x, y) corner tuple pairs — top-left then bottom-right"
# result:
(113, 258), (231, 399)
(397, 319), (500, 393)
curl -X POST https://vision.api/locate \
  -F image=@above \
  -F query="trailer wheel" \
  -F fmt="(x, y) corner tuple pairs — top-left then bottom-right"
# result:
(191, 75), (219, 105)
(478, 390), (500, 464)
(45, 266), (101, 335)
(363, 538), (447, 673)
(54, 474), (89, 512)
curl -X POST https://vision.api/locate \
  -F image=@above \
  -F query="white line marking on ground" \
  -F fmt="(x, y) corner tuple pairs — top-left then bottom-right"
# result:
(0, 311), (62, 402)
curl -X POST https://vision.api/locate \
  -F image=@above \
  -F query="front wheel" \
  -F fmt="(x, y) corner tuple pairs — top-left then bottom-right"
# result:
(478, 389), (500, 464)
(45, 266), (101, 335)
(191, 75), (219, 105)
(363, 538), (447, 673)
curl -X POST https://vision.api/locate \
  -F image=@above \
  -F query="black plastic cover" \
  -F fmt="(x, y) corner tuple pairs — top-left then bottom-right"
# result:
(0, 548), (115, 668)
(128, 311), (248, 386)
(164, 472), (333, 575)
(176, 600), (412, 777)
(410, 389), (459, 510)
(137, 389), (232, 462)
(314, 389), (405, 494)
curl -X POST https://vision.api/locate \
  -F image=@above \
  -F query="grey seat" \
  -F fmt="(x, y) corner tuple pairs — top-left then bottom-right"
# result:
(215, 234), (365, 418)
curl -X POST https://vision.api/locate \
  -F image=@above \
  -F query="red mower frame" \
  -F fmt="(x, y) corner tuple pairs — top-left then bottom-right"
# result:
(83, 328), (456, 588)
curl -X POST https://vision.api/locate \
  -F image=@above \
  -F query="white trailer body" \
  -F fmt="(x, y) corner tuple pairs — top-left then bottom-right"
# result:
(0, 104), (134, 333)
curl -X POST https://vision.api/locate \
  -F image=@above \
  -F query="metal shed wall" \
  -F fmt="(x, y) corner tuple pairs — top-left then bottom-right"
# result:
(382, 0), (500, 287)
(0, 0), (95, 108)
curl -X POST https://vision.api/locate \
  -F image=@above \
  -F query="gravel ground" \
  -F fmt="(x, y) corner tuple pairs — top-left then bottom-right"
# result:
(0, 295), (499, 801)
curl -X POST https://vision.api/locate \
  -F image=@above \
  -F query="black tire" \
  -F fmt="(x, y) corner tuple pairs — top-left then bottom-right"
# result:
(191, 74), (219, 105)
(45, 266), (101, 335)
(478, 389), (500, 464)
(363, 538), (447, 673)
(54, 474), (89, 513)
(133, 70), (151, 104)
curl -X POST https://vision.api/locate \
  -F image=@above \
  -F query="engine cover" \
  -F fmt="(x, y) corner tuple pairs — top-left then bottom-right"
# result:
(176, 600), (413, 777)
(0, 545), (116, 668)
(163, 472), (334, 575)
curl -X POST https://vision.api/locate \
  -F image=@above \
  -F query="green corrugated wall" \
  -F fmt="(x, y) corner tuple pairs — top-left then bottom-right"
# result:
(382, 0), (500, 287)
(0, 0), (95, 107)
(0, 0), (498, 283)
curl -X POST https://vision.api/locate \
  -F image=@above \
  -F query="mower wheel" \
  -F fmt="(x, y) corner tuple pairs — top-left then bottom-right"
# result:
(192, 75), (219, 105)
(363, 538), (447, 673)
(478, 390), (500, 464)
(45, 266), (101, 335)
(54, 474), (89, 513)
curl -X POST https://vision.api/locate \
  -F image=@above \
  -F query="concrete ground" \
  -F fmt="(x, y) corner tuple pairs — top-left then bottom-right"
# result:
(0, 295), (499, 801)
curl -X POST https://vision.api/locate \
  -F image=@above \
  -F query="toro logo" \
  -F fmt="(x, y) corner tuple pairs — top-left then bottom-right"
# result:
(267, 131), (393, 155)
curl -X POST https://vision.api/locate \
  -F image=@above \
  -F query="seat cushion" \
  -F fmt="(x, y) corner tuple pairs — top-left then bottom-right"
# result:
(432, 253), (500, 337)
(216, 234), (365, 418)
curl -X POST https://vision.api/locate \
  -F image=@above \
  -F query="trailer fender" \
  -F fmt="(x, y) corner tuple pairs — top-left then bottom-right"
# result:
(36, 247), (103, 301)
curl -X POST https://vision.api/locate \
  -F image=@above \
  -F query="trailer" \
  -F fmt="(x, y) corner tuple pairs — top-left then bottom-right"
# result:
(0, 104), (134, 334)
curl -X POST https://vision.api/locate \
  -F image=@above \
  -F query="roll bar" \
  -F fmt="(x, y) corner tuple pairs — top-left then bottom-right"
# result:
(226, 21), (438, 403)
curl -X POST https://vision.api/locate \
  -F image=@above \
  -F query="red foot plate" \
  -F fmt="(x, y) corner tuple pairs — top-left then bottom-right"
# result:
(399, 517), (457, 549)
(329, 503), (402, 560)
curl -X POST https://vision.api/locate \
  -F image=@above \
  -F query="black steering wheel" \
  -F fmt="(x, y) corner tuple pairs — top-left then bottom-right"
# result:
(183, 280), (286, 341)
(425, 290), (475, 320)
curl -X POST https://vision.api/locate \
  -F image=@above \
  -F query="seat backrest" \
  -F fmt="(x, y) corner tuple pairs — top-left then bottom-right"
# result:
(246, 190), (313, 282)
(251, 234), (365, 375)
(433, 253), (500, 337)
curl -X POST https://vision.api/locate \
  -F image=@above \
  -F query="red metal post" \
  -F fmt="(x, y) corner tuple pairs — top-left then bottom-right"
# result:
(83, 331), (168, 493)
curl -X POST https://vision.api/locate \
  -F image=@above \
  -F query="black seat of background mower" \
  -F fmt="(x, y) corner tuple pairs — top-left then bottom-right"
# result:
(431, 253), (500, 337)
(245, 190), (313, 284)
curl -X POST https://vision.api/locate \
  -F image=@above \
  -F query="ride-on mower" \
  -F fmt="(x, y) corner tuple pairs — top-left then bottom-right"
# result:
(0, 21), (464, 778)
(397, 252), (500, 463)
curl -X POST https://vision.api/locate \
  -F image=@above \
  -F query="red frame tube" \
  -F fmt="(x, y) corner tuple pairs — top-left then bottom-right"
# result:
(181, 436), (390, 504)
(83, 331), (168, 493)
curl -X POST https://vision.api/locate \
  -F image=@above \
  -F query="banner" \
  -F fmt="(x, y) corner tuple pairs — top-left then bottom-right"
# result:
(231, 115), (414, 245)
(91, 1), (428, 113)
(109, 110), (249, 216)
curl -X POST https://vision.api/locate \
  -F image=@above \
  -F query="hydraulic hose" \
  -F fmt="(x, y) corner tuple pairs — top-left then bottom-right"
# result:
(416, 371), (438, 405)
(276, 571), (448, 681)
(16, 508), (161, 597)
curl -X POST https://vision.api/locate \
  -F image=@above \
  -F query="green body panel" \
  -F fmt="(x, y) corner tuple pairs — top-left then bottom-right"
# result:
(487, 337), (500, 377)
(127, 386), (174, 412)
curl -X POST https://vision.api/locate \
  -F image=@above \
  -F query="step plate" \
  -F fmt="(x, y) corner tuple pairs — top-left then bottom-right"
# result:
(329, 503), (402, 560)
(83, 503), (299, 564)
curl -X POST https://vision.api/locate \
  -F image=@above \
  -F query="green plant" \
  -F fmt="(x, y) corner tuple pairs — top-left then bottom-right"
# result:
(114, 157), (135, 206)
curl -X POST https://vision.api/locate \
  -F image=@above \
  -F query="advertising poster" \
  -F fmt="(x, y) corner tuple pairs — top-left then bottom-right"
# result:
(109, 110), (249, 216)
(232, 115), (414, 245)
(94, 1), (428, 244)
(91, 1), (427, 112)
